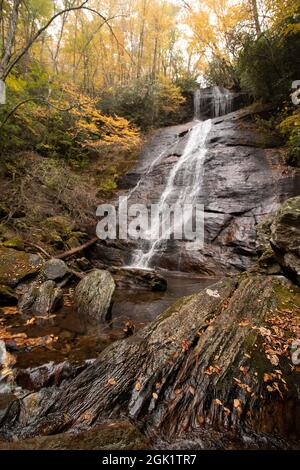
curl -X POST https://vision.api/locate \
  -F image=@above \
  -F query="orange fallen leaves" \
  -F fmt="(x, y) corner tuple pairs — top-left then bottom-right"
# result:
(204, 364), (222, 375)
(107, 378), (117, 385)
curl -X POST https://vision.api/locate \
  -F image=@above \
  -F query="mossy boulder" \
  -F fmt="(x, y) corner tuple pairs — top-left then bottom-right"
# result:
(74, 269), (116, 330)
(0, 247), (44, 287)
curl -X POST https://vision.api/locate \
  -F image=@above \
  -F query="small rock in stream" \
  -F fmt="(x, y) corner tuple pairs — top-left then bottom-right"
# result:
(43, 258), (69, 281)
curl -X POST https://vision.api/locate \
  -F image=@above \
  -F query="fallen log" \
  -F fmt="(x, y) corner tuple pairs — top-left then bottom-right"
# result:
(56, 237), (98, 260)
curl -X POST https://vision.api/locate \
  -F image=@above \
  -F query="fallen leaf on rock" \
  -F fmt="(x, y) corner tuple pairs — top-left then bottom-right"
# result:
(181, 339), (189, 352)
(263, 373), (273, 382)
(239, 321), (250, 327)
(213, 399), (223, 406)
(107, 378), (117, 385)
(234, 399), (241, 409)
(135, 382), (141, 391)
(269, 354), (279, 366)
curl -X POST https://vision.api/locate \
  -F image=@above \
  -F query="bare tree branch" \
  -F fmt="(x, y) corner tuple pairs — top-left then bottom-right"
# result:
(1, 0), (90, 80)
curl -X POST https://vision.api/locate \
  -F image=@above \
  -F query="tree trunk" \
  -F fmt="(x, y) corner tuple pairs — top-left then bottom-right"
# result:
(0, 0), (21, 80)
(251, 0), (261, 36)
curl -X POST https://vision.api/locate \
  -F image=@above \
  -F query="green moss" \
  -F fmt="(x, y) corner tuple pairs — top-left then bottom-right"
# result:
(2, 237), (24, 250)
(43, 216), (75, 237)
(158, 294), (194, 322)
(272, 278), (300, 314)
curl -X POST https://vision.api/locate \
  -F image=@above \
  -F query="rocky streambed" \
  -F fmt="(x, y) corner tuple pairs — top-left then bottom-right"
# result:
(0, 103), (299, 450)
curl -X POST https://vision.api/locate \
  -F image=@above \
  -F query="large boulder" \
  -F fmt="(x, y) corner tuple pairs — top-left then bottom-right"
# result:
(270, 196), (300, 284)
(74, 269), (115, 329)
(43, 259), (68, 281)
(0, 247), (44, 287)
(18, 281), (63, 315)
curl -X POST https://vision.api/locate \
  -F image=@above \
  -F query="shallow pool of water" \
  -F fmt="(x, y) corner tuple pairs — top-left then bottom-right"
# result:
(0, 273), (219, 371)
(111, 272), (219, 329)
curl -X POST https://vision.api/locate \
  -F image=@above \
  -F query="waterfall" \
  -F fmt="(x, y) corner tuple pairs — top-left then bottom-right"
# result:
(194, 86), (234, 119)
(131, 119), (212, 269)
(194, 88), (201, 120)
(212, 86), (233, 117)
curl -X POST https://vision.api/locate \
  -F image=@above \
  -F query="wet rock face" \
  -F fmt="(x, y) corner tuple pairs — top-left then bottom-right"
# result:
(109, 267), (167, 291)
(0, 247), (44, 287)
(114, 105), (300, 275)
(74, 269), (116, 330)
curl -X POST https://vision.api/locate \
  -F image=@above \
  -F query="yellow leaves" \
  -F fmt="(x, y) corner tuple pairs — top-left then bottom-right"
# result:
(6, 75), (27, 94)
(152, 392), (158, 400)
(135, 382), (141, 391)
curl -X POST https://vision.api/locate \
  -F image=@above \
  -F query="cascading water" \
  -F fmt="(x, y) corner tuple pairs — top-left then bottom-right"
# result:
(212, 86), (233, 117)
(193, 88), (201, 120)
(131, 119), (212, 269)
(194, 85), (234, 119)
